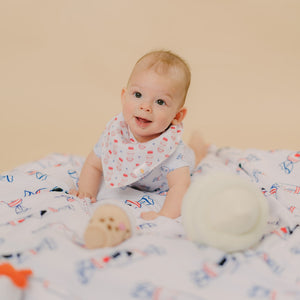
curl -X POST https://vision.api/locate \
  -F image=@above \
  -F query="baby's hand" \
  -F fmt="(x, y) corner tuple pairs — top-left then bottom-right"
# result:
(140, 211), (159, 220)
(69, 189), (97, 203)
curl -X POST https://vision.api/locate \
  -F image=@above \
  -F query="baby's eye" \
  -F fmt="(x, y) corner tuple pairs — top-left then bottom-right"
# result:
(134, 92), (142, 98)
(156, 99), (166, 106)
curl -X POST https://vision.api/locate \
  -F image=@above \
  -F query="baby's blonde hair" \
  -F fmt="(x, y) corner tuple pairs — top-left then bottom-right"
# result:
(129, 50), (191, 104)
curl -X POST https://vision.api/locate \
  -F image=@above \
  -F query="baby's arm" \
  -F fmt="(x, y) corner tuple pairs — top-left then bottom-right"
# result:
(141, 166), (191, 220)
(69, 151), (103, 202)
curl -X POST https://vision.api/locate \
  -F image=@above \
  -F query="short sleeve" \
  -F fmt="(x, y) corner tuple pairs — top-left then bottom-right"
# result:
(163, 141), (195, 174)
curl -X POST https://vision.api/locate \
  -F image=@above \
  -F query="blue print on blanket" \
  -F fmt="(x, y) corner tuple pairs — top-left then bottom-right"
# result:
(190, 255), (239, 288)
(248, 285), (278, 299)
(67, 169), (80, 187)
(269, 183), (300, 199)
(136, 222), (157, 231)
(258, 251), (284, 275)
(27, 170), (48, 181)
(290, 245), (300, 255)
(248, 284), (300, 299)
(24, 187), (48, 197)
(77, 245), (165, 284)
(0, 174), (14, 183)
(32, 220), (84, 247)
(0, 198), (29, 214)
(1, 237), (57, 264)
(131, 281), (203, 300)
(280, 151), (300, 174)
(237, 164), (264, 183)
(125, 194), (154, 209)
(235, 153), (267, 184)
(266, 182), (300, 219)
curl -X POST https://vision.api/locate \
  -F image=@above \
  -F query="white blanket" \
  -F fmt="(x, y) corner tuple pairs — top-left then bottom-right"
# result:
(1, 147), (300, 299)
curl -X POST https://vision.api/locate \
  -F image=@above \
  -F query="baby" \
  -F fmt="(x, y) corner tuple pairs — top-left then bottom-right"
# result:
(70, 50), (206, 247)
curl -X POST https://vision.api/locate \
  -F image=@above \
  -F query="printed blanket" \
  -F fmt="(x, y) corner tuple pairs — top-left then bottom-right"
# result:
(0, 146), (300, 299)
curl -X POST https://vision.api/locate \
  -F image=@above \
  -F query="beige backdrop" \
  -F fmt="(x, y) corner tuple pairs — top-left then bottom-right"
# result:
(1, 0), (299, 172)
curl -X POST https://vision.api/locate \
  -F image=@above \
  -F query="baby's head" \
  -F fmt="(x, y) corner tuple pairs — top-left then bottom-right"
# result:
(128, 50), (191, 105)
(121, 50), (191, 143)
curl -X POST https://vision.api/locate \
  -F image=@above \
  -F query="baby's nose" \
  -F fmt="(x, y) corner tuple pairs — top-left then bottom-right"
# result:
(139, 101), (152, 112)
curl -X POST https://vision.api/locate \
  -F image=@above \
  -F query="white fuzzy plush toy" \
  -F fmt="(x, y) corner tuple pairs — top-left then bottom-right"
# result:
(182, 172), (269, 252)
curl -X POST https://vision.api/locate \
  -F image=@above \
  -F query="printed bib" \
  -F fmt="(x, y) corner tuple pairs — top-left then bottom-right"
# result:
(101, 113), (183, 188)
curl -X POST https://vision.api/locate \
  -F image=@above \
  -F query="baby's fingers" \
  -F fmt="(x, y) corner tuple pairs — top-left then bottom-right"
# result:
(69, 189), (96, 202)
(69, 189), (79, 196)
(90, 197), (97, 203)
(78, 191), (96, 202)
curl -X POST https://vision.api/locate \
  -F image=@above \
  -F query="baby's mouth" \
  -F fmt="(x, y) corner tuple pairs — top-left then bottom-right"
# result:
(135, 117), (151, 124)
(135, 116), (152, 127)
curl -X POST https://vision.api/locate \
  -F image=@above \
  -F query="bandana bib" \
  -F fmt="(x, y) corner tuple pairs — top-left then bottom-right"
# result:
(101, 113), (183, 188)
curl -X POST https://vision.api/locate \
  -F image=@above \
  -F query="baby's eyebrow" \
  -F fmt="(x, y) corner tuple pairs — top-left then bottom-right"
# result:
(128, 84), (141, 90)
(156, 93), (173, 102)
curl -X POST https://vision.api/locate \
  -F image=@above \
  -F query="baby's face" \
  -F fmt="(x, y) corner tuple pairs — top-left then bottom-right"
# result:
(121, 67), (186, 143)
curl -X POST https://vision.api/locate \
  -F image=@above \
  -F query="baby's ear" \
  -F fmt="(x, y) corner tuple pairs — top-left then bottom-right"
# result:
(121, 88), (127, 105)
(172, 107), (187, 125)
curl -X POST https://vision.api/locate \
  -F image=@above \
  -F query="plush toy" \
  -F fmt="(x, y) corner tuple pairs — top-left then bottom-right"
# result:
(84, 172), (268, 252)
(84, 202), (134, 248)
(182, 172), (269, 252)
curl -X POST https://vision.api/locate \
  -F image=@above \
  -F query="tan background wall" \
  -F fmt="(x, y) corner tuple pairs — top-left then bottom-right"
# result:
(1, 0), (299, 172)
